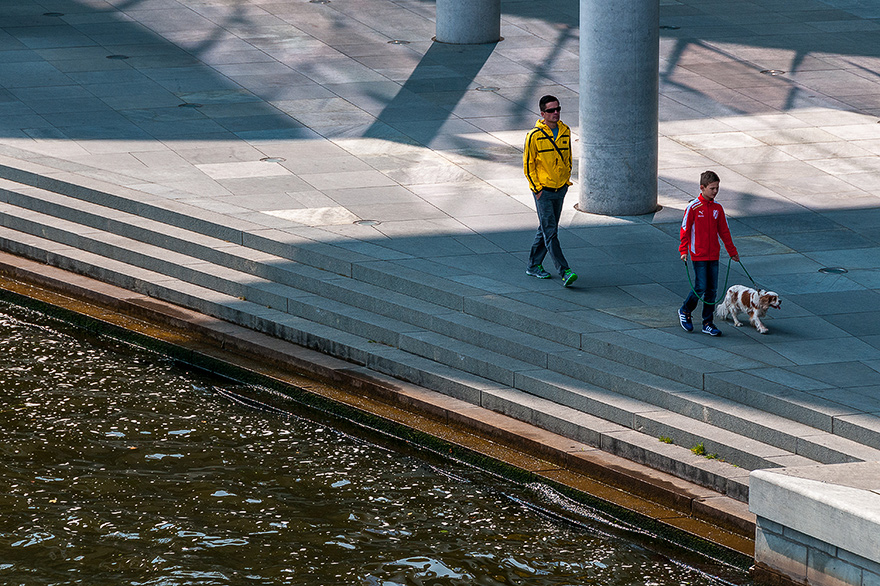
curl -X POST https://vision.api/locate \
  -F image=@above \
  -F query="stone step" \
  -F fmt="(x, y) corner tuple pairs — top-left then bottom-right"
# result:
(370, 309), (880, 467)
(0, 158), (373, 275)
(480, 385), (753, 502)
(0, 167), (735, 390)
(662, 388), (880, 465)
(568, 330), (880, 455)
(349, 321), (866, 469)
(0, 181), (567, 359)
(0, 182), (698, 393)
(0, 190), (587, 394)
(0, 212), (828, 471)
(5, 206), (877, 498)
(0, 200), (603, 391)
(580, 330), (727, 389)
(0, 223), (760, 501)
(707, 369), (880, 452)
(2, 197), (878, 470)
(0, 158), (858, 458)
(4, 168), (880, 473)
(0, 168), (737, 402)
(513, 367), (814, 470)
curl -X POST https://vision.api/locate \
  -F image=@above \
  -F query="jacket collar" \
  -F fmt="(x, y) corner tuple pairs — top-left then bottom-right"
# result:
(535, 118), (568, 134)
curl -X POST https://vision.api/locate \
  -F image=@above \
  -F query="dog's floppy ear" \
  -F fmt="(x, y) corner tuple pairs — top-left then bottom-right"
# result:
(762, 293), (781, 308)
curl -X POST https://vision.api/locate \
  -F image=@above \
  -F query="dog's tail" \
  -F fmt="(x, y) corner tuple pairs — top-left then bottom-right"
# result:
(715, 294), (732, 320)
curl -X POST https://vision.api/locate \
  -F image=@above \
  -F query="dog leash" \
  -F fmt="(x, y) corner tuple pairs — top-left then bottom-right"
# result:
(683, 256), (733, 305)
(737, 258), (761, 289)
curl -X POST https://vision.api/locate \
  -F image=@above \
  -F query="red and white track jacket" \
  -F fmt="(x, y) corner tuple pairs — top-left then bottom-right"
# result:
(679, 195), (738, 261)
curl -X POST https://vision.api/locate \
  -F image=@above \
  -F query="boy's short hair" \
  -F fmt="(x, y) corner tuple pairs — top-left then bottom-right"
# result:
(539, 95), (559, 112)
(700, 170), (720, 187)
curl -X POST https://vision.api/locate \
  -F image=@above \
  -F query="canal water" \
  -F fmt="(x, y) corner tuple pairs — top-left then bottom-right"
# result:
(0, 302), (754, 585)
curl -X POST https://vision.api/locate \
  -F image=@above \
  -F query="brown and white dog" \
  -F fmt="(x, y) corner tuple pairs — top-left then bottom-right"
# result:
(715, 285), (781, 334)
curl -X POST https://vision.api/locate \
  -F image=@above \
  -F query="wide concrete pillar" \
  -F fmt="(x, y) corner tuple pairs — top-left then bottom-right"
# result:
(579, 0), (659, 215)
(435, 0), (501, 44)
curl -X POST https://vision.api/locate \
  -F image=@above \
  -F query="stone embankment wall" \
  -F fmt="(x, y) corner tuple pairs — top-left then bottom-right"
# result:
(750, 463), (880, 586)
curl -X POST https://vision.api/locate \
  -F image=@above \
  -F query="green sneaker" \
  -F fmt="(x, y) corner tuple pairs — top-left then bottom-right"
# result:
(562, 269), (578, 288)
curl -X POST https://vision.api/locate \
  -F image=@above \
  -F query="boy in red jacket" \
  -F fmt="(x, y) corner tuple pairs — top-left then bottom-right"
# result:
(678, 171), (740, 336)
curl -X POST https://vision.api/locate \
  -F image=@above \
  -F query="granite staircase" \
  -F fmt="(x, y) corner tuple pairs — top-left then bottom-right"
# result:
(2, 151), (879, 503)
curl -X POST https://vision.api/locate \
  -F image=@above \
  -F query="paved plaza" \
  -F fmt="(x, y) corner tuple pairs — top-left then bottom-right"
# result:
(1, 0), (880, 501)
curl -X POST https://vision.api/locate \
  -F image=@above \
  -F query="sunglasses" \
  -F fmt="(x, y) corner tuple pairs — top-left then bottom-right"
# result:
(542, 107), (561, 113)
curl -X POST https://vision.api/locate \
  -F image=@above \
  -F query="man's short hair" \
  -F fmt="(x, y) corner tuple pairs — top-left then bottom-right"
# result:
(700, 170), (720, 187)
(539, 95), (559, 112)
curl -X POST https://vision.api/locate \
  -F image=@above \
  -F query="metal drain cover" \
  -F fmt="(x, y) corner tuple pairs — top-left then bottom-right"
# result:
(818, 267), (848, 274)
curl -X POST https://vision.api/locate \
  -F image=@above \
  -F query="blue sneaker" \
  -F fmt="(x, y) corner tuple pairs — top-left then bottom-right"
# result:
(526, 264), (551, 279)
(678, 309), (693, 332)
(562, 269), (578, 288)
(702, 322), (722, 336)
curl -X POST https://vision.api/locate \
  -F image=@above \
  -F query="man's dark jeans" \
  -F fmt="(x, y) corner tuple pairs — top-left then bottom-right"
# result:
(682, 259), (719, 325)
(528, 185), (570, 277)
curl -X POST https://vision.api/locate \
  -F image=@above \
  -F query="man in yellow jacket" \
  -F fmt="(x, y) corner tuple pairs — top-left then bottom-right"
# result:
(523, 95), (577, 287)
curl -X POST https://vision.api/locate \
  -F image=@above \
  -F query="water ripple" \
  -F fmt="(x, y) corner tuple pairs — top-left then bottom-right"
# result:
(0, 302), (752, 586)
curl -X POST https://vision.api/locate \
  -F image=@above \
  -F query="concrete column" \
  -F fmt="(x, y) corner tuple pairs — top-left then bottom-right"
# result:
(578, 0), (659, 215)
(435, 0), (501, 45)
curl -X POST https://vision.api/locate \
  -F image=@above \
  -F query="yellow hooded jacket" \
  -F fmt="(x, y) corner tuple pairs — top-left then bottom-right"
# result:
(523, 118), (572, 193)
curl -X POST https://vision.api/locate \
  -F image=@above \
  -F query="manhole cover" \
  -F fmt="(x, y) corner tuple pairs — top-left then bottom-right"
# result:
(760, 69), (786, 76)
(354, 219), (381, 226)
(178, 102), (203, 108)
(818, 267), (848, 274)
(660, 25), (680, 30)
(387, 40), (410, 45)
(476, 86), (500, 92)
(260, 157), (286, 163)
